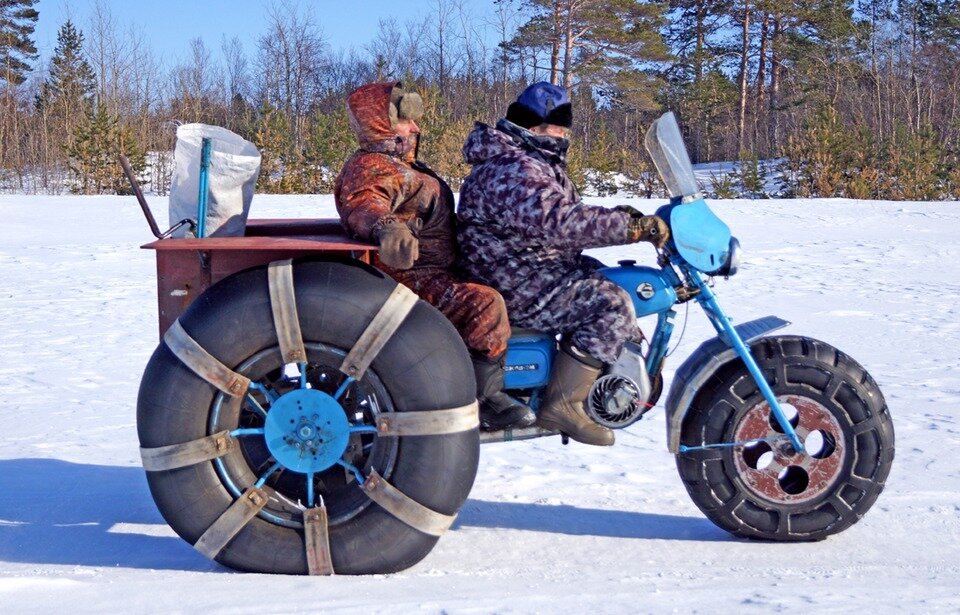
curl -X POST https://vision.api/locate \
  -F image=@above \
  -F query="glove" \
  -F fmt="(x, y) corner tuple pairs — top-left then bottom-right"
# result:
(376, 219), (420, 269)
(616, 206), (670, 249)
(629, 215), (670, 249)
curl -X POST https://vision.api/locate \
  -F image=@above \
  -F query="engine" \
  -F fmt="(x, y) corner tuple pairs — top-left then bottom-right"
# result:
(585, 341), (652, 429)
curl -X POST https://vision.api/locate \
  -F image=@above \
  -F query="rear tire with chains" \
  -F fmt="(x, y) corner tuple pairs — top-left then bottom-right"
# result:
(137, 257), (479, 574)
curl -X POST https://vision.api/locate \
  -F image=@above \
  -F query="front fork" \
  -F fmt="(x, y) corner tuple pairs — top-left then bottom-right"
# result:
(682, 268), (806, 454)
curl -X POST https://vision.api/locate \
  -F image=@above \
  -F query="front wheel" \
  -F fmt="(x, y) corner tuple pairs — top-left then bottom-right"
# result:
(677, 335), (894, 541)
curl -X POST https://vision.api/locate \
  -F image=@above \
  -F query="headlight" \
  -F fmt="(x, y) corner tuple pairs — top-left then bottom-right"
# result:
(715, 237), (741, 277)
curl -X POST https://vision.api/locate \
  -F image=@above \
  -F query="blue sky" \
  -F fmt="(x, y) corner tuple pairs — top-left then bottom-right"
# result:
(33, 0), (499, 66)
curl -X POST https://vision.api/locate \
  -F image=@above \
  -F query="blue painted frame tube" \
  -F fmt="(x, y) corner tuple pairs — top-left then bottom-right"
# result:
(684, 266), (806, 454)
(196, 137), (212, 238)
(646, 309), (675, 374)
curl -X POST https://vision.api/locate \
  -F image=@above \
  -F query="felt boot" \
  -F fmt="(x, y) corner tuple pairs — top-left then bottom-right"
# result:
(536, 348), (614, 446)
(472, 354), (536, 431)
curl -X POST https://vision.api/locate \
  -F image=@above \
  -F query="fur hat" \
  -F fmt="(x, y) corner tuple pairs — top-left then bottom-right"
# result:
(506, 82), (572, 129)
(388, 85), (424, 125)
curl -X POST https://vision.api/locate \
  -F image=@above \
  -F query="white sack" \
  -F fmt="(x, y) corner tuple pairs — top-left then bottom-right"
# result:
(169, 124), (261, 237)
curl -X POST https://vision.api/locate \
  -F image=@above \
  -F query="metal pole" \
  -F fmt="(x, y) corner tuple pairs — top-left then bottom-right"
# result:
(197, 137), (212, 238)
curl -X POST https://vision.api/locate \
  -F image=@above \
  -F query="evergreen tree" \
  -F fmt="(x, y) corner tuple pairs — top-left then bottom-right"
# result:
(303, 105), (356, 192)
(67, 99), (145, 194)
(661, 0), (736, 162)
(507, 0), (669, 90)
(36, 21), (97, 140)
(0, 0), (39, 88)
(253, 100), (293, 193)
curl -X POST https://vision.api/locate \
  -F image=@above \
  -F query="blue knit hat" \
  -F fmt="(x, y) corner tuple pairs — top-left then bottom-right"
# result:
(506, 82), (573, 128)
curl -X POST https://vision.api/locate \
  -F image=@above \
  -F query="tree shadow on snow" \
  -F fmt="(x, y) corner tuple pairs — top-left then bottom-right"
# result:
(456, 499), (730, 541)
(0, 458), (219, 571)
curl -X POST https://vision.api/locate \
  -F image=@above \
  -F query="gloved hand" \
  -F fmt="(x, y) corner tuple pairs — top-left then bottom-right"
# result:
(629, 215), (670, 249)
(616, 205), (670, 249)
(376, 219), (420, 269)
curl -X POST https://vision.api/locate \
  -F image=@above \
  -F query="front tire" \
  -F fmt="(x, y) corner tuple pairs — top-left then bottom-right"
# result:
(677, 335), (894, 541)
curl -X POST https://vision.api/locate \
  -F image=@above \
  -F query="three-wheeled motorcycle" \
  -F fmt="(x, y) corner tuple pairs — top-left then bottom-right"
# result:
(134, 112), (894, 575)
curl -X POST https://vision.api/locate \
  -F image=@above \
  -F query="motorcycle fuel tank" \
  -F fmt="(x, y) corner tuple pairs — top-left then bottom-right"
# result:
(600, 263), (678, 318)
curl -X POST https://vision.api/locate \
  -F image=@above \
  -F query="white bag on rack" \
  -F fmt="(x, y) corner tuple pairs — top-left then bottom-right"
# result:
(168, 123), (261, 237)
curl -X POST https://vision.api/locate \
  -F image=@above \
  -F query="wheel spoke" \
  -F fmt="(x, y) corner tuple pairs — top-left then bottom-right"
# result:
(254, 460), (283, 488)
(336, 459), (366, 485)
(249, 381), (279, 403)
(230, 427), (265, 437)
(244, 393), (268, 418)
(349, 425), (378, 435)
(334, 376), (355, 401)
(298, 362), (308, 389)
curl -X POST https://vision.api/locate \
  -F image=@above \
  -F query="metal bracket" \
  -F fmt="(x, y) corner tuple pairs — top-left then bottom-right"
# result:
(304, 506), (335, 575)
(340, 284), (418, 379)
(362, 469), (456, 537)
(268, 259), (307, 364)
(140, 430), (236, 471)
(376, 402), (479, 437)
(194, 487), (268, 559)
(164, 320), (250, 397)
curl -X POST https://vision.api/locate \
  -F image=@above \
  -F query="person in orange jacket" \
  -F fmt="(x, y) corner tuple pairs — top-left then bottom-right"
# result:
(334, 81), (535, 432)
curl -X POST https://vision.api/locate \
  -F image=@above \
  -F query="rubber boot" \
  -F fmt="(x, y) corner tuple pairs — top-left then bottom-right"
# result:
(472, 353), (537, 432)
(536, 348), (614, 446)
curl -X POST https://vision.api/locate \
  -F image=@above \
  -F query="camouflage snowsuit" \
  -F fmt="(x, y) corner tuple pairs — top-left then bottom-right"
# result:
(334, 82), (511, 358)
(457, 120), (640, 364)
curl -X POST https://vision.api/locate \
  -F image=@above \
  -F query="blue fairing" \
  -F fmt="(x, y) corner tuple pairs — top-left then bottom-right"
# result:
(656, 198), (732, 274)
(600, 265), (678, 318)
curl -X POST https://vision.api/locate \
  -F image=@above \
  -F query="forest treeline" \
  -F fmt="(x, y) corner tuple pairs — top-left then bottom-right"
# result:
(2, 0), (960, 200)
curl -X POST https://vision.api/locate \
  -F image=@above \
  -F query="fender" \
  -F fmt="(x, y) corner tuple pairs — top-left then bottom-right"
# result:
(665, 315), (790, 453)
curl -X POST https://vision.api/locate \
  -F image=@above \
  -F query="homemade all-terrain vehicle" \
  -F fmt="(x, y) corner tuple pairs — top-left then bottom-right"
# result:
(132, 113), (894, 575)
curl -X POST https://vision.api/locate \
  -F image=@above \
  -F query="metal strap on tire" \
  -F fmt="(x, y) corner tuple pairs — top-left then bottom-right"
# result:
(268, 259), (307, 364)
(194, 487), (268, 559)
(341, 284), (418, 379)
(376, 402), (479, 436)
(164, 320), (250, 397)
(140, 430), (236, 471)
(362, 470), (456, 537)
(304, 506), (334, 575)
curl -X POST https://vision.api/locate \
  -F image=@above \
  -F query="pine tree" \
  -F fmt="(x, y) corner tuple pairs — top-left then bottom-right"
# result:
(507, 0), (669, 90)
(1, 0), (39, 177)
(36, 21), (97, 143)
(67, 99), (145, 194)
(303, 106), (357, 192)
(0, 0), (39, 88)
(662, 0), (736, 162)
(253, 100), (293, 193)
(584, 121), (619, 195)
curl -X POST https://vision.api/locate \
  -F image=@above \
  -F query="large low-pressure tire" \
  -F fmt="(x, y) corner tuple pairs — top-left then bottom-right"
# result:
(137, 258), (479, 574)
(676, 335), (894, 541)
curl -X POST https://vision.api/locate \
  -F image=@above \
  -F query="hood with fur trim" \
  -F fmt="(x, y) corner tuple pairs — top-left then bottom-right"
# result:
(345, 81), (405, 155)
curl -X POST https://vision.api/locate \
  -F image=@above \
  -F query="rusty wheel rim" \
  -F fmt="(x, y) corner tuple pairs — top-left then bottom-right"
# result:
(732, 394), (846, 504)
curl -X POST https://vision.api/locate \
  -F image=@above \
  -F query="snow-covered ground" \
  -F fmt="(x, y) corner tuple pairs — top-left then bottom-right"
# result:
(1, 194), (958, 613)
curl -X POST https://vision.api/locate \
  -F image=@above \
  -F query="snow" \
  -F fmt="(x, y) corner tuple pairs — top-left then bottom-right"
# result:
(1, 194), (959, 613)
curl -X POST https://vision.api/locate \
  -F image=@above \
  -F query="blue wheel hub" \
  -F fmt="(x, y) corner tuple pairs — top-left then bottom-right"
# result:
(263, 388), (351, 474)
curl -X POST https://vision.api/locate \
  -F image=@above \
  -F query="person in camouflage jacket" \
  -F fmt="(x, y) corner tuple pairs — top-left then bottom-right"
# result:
(457, 82), (669, 446)
(334, 81), (534, 431)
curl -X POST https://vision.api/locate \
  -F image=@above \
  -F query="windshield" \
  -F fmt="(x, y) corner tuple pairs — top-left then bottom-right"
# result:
(644, 112), (698, 200)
